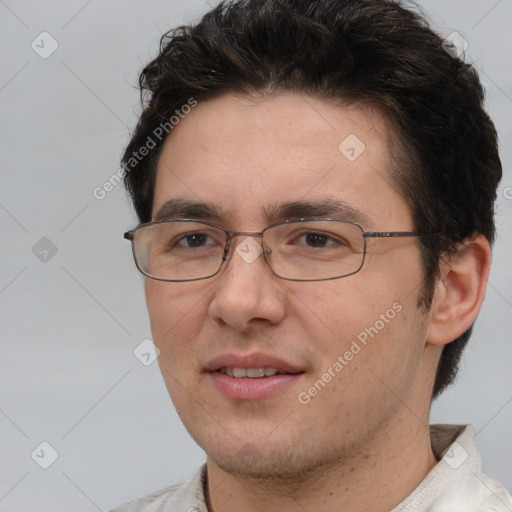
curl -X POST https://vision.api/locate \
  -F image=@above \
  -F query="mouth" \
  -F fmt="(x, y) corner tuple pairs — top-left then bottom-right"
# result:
(206, 353), (305, 401)
(217, 367), (300, 378)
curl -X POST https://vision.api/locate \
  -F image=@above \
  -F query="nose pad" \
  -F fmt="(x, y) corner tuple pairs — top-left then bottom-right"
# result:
(221, 241), (231, 263)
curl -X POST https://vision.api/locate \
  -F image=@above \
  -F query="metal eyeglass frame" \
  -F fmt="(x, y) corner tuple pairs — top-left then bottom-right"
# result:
(124, 218), (432, 282)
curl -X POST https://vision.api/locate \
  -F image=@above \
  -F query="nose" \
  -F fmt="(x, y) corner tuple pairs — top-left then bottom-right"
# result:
(208, 235), (287, 332)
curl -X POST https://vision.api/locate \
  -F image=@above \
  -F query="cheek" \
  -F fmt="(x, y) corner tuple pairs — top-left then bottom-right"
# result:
(297, 275), (399, 338)
(294, 258), (423, 369)
(296, 285), (424, 428)
(145, 280), (207, 355)
(145, 281), (210, 407)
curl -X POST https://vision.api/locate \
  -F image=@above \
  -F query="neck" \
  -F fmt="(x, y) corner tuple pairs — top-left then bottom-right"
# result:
(204, 417), (438, 512)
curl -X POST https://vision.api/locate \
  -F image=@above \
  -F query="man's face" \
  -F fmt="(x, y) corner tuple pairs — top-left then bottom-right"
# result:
(146, 93), (432, 477)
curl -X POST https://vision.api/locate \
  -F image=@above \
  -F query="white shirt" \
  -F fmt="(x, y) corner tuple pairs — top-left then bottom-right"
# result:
(110, 424), (512, 512)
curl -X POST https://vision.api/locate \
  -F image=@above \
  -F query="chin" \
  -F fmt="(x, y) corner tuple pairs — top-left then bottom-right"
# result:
(205, 437), (343, 483)
(214, 455), (308, 480)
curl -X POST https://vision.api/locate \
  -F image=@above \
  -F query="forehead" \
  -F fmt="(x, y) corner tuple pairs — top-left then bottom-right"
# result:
(153, 92), (411, 229)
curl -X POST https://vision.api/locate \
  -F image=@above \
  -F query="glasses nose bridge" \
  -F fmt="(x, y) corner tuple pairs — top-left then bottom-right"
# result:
(221, 231), (270, 272)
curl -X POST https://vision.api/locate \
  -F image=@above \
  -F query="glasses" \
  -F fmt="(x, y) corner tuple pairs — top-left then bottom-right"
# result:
(124, 218), (427, 282)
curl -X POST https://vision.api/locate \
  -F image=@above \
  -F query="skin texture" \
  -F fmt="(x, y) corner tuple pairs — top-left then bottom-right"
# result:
(144, 92), (491, 512)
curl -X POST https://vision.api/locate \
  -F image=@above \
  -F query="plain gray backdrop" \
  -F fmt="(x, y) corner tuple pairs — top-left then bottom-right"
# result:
(1, 1), (511, 510)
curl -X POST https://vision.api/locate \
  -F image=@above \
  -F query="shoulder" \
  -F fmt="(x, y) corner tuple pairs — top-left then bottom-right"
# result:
(108, 484), (183, 512)
(108, 465), (207, 512)
(477, 473), (512, 511)
(434, 424), (512, 510)
(394, 425), (512, 511)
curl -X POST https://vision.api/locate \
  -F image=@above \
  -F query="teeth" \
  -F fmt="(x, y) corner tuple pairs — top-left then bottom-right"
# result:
(219, 367), (281, 378)
(233, 367), (248, 378)
(246, 368), (265, 378)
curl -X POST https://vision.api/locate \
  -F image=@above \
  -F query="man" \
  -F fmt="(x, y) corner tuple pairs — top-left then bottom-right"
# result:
(113, 0), (511, 510)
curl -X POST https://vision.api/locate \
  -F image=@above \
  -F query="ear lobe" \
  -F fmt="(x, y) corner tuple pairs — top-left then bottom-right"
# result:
(426, 235), (491, 347)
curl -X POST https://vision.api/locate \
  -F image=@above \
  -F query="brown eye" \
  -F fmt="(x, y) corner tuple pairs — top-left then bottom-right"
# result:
(176, 233), (213, 248)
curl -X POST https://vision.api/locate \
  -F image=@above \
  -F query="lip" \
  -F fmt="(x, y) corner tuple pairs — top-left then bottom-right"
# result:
(205, 353), (305, 401)
(205, 353), (304, 374)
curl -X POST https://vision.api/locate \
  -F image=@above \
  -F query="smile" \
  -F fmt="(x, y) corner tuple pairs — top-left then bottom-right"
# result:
(218, 367), (290, 378)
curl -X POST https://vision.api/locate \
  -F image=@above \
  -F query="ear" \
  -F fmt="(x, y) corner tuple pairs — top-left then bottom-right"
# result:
(426, 234), (491, 346)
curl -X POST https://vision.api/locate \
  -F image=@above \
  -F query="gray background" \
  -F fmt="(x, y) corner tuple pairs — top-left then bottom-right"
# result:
(0, 1), (510, 510)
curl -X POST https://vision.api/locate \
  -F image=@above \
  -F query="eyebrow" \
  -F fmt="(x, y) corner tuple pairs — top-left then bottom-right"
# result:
(265, 199), (371, 226)
(153, 198), (372, 227)
(153, 198), (223, 222)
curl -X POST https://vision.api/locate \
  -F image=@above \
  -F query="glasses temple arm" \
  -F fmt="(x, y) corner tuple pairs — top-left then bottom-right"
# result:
(363, 231), (424, 238)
